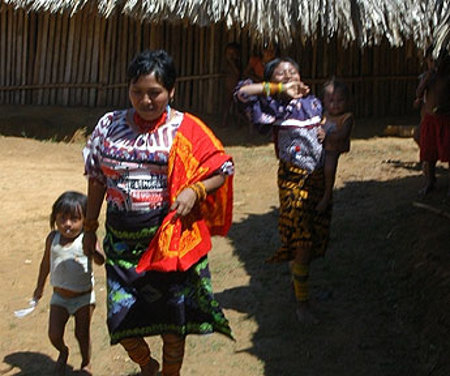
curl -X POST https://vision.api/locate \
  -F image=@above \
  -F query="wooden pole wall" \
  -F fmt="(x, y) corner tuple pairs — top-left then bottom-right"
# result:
(0, 4), (424, 119)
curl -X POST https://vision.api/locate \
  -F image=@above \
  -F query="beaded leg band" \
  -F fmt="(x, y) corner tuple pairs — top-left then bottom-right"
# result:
(162, 334), (185, 376)
(120, 337), (151, 367)
(291, 262), (309, 302)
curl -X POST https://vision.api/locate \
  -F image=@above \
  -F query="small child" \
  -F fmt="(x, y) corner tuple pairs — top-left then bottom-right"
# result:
(316, 79), (354, 213)
(243, 43), (276, 82)
(221, 42), (241, 127)
(33, 191), (104, 375)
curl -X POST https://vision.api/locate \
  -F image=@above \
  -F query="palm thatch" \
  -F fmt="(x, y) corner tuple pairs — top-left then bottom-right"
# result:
(4, 0), (449, 54)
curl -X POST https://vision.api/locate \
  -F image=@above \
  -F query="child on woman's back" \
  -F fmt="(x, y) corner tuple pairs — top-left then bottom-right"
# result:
(33, 191), (104, 375)
(316, 79), (354, 213)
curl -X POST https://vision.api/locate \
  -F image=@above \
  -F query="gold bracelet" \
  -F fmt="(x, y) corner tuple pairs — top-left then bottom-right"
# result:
(269, 83), (279, 95)
(84, 218), (99, 232)
(278, 82), (283, 93)
(189, 184), (199, 199)
(188, 184), (201, 201)
(263, 82), (271, 97)
(195, 182), (207, 201)
(190, 182), (207, 201)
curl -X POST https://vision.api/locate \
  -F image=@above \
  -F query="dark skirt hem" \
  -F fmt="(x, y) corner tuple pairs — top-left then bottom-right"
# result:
(110, 323), (234, 345)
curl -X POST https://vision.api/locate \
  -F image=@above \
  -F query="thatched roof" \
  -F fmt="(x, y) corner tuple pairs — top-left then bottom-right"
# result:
(4, 0), (450, 54)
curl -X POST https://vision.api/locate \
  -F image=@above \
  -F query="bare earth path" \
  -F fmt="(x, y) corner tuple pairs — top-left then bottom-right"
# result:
(0, 107), (449, 375)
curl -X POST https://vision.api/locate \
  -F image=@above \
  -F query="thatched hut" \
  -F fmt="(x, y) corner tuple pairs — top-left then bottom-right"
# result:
(0, 0), (448, 118)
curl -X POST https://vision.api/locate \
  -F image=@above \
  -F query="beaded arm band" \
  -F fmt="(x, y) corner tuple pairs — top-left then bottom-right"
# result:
(84, 218), (99, 232)
(263, 82), (284, 97)
(189, 182), (207, 201)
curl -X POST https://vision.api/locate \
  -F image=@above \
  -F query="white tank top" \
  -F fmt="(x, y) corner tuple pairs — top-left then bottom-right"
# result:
(50, 232), (94, 292)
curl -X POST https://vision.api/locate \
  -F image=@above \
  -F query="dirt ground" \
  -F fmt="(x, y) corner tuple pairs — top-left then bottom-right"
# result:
(0, 106), (449, 376)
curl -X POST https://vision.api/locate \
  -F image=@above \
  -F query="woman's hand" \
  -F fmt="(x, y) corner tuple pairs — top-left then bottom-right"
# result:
(93, 241), (106, 265)
(284, 81), (310, 99)
(170, 188), (198, 218)
(83, 231), (97, 258)
(316, 196), (330, 214)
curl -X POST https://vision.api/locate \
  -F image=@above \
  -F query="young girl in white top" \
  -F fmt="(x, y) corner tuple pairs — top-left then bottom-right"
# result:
(33, 191), (104, 375)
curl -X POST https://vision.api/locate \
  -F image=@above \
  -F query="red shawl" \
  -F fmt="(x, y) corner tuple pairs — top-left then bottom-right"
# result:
(136, 113), (233, 273)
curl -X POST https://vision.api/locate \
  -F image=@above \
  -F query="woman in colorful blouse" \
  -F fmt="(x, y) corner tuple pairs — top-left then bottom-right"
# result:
(82, 49), (234, 376)
(234, 57), (330, 324)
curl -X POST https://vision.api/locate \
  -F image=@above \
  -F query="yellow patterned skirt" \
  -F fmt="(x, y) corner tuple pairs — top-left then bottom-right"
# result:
(266, 160), (331, 263)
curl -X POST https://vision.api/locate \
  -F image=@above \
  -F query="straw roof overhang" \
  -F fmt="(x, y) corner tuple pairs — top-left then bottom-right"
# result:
(3, 0), (449, 54)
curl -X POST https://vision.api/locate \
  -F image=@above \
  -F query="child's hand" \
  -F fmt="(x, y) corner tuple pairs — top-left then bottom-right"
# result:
(32, 287), (43, 302)
(413, 97), (422, 108)
(93, 247), (105, 266)
(317, 127), (326, 143)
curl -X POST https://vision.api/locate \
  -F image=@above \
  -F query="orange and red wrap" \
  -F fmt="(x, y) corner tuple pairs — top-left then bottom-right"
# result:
(136, 113), (233, 273)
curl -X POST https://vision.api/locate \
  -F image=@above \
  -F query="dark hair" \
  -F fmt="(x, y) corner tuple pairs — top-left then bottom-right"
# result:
(127, 49), (177, 91)
(50, 191), (87, 229)
(323, 78), (350, 102)
(263, 57), (300, 81)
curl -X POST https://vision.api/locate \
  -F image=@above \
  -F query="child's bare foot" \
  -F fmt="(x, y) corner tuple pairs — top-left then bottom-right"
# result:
(296, 303), (319, 325)
(140, 357), (160, 376)
(55, 347), (68, 376)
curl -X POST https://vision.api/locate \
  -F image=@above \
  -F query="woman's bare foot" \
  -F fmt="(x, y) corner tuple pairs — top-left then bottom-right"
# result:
(296, 303), (319, 325)
(140, 357), (160, 376)
(78, 363), (92, 375)
(418, 179), (435, 197)
(55, 347), (68, 376)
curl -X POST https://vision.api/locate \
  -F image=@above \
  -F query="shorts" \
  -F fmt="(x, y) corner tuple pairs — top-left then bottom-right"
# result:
(50, 290), (95, 315)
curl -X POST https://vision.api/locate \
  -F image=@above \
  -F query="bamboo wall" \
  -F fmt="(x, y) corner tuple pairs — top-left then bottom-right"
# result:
(0, 4), (424, 118)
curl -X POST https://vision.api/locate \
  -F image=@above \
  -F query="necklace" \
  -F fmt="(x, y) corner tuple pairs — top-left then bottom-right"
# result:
(133, 110), (168, 133)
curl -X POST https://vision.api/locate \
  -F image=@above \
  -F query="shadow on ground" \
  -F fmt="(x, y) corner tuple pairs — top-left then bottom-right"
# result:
(2, 351), (81, 375)
(218, 172), (450, 376)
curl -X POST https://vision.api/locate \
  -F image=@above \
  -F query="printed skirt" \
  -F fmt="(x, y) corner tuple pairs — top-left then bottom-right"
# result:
(103, 210), (232, 345)
(266, 160), (331, 263)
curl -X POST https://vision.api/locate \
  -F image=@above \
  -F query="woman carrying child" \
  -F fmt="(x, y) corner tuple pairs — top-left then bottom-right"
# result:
(33, 191), (105, 375)
(82, 49), (234, 376)
(234, 57), (330, 324)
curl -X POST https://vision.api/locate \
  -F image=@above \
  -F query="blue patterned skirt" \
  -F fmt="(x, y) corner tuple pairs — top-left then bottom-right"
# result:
(103, 209), (232, 345)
